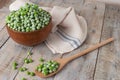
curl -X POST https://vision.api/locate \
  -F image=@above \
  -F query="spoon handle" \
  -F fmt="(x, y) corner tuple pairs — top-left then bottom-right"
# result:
(64, 38), (114, 62)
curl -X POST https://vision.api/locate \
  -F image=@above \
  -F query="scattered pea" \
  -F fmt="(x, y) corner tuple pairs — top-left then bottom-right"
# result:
(30, 72), (35, 76)
(24, 59), (29, 64)
(12, 61), (18, 70)
(24, 58), (33, 64)
(27, 51), (32, 55)
(19, 67), (24, 72)
(12, 66), (17, 70)
(39, 58), (44, 62)
(12, 61), (18, 66)
(26, 71), (31, 75)
(29, 58), (33, 63)
(21, 77), (27, 80)
(22, 67), (27, 71)
(19, 67), (27, 72)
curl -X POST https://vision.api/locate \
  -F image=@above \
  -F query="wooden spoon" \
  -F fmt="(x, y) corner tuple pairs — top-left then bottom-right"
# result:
(35, 38), (114, 78)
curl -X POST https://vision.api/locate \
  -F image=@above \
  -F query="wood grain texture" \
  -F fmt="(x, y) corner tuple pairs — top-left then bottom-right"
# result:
(53, 2), (105, 80)
(31, 0), (85, 12)
(94, 5), (120, 80)
(0, 38), (32, 80)
(0, 27), (9, 48)
(0, 0), (10, 8)
(0, 2), (10, 48)
(86, 0), (120, 6)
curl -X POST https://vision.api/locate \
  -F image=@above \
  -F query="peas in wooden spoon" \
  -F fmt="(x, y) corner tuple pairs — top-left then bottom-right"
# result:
(35, 38), (114, 78)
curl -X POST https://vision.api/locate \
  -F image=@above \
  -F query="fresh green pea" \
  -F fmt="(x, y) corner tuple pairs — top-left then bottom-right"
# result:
(30, 72), (35, 76)
(19, 67), (24, 72)
(12, 66), (17, 70)
(21, 77), (27, 80)
(27, 51), (32, 55)
(29, 58), (33, 63)
(24, 59), (29, 64)
(26, 71), (31, 75)
(12, 61), (18, 66)
(39, 58), (44, 62)
(22, 67), (27, 71)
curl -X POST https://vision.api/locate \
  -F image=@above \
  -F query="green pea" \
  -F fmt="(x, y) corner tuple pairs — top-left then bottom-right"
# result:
(12, 66), (17, 70)
(24, 59), (29, 64)
(36, 26), (40, 30)
(26, 71), (31, 75)
(29, 58), (33, 63)
(39, 58), (44, 62)
(27, 51), (32, 55)
(37, 68), (42, 72)
(19, 68), (24, 72)
(22, 67), (27, 71)
(43, 70), (49, 75)
(8, 24), (11, 27)
(30, 72), (35, 76)
(31, 27), (36, 31)
(21, 29), (25, 32)
(21, 77), (27, 80)
(12, 61), (18, 66)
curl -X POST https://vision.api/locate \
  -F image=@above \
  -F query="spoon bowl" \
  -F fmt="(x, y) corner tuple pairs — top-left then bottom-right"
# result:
(35, 38), (114, 78)
(35, 58), (67, 78)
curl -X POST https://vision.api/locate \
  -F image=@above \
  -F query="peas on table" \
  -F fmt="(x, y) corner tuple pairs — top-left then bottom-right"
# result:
(26, 71), (31, 75)
(30, 72), (35, 76)
(12, 61), (18, 70)
(6, 3), (51, 32)
(24, 58), (33, 64)
(19, 67), (27, 72)
(39, 58), (44, 62)
(26, 71), (35, 76)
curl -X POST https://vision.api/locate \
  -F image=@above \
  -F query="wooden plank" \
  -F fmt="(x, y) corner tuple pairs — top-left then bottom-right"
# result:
(0, 7), (10, 49)
(86, 0), (120, 6)
(0, 38), (32, 80)
(0, 0), (14, 9)
(0, 12), (9, 31)
(0, 27), (9, 48)
(94, 5), (120, 80)
(0, 0), (13, 48)
(32, 0), (85, 12)
(54, 2), (105, 80)
(0, 0), (10, 9)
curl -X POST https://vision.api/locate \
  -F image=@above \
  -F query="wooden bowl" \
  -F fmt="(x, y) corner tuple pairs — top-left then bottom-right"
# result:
(6, 20), (52, 46)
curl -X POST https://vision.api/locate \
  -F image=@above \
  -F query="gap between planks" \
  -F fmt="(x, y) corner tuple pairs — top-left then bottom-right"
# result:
(93, 3), (106, 80)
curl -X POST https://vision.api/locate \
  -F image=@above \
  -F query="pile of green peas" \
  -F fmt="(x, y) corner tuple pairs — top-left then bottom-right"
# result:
(36, 60), (59, 75)
(6, 3), (51, 32)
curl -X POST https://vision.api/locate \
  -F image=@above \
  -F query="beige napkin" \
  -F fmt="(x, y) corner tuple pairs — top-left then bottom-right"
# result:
(9, 0), (87, 54)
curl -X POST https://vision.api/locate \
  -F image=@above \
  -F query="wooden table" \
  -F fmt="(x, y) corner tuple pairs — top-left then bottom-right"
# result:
(0, 0), (120, 80)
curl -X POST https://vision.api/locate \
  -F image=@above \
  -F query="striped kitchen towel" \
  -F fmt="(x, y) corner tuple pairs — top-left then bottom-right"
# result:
(45, 6), (87, 54)
(9, 0), (87, 54)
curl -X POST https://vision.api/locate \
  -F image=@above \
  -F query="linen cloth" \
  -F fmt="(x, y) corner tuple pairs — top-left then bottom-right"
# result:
(9, 0), (87, 54)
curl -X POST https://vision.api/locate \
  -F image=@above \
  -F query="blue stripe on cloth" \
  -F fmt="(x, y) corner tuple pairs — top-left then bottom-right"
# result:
(58, 29), (81, 45)
(56, 29), (81, 48)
